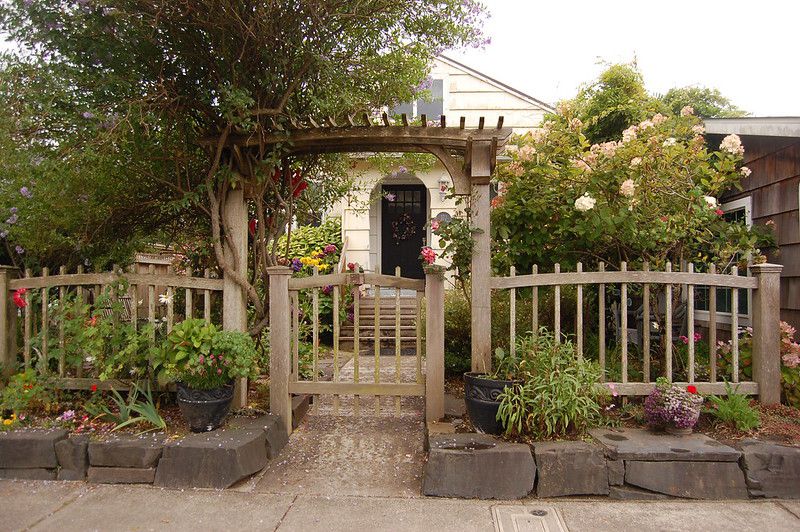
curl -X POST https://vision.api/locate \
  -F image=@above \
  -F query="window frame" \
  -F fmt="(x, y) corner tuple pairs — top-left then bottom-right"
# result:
(694, 195), (753, 326)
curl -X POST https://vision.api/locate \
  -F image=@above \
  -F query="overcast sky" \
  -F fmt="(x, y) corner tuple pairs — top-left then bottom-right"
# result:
(451, 0), (798, 116)
(1, 1), (795, 116)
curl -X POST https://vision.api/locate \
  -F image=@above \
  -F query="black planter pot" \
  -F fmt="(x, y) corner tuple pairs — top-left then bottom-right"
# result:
(176, 381), (234, 433)
(463, 372), (518, 435)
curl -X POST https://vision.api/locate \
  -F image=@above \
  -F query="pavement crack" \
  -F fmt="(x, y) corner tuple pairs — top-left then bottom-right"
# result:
(22, 487), (87, 531)
(272, 494), (299, 531)
(776, 501), (800, 520)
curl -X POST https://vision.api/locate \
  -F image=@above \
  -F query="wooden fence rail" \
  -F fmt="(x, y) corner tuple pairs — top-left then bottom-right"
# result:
(493, 261), (783, 402)
(0, 266), (223, 387)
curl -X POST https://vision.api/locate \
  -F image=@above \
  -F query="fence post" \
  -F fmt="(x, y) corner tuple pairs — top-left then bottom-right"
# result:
(268, 266), (293, 436)
(0, 266), (18, 377)
(470, 180), (492, 373)
(425, 266), (445, 422)
(750, 263), (783, 405)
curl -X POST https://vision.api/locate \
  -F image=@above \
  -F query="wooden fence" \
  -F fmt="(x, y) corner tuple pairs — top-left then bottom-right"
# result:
(268, 265), (445, 435)
(491, 261), (783, 401)
(0, 265), (224, 389)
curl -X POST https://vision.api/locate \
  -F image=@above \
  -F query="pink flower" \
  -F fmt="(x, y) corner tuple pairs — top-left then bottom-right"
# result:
(608, 383), (619, 397)
(715, 208), (724, 216)
(679, 335), (689, 344)
(199, 355), (205, 364)
(431, 219), (440, 231)
(420, 246), (436, 265)
(693, 332), (702, 342)
(217, 368), (223, 375)
(324, 244), (337, 254)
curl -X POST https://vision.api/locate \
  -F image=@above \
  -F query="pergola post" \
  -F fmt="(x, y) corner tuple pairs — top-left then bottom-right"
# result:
(222, 186), (249, 409)
(467, 138), (497, 374)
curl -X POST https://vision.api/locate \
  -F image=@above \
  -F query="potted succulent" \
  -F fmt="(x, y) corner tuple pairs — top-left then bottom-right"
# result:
(464, 345), (525, 434)
(156, 319), (259, 432)
(644, 377), (704, 435)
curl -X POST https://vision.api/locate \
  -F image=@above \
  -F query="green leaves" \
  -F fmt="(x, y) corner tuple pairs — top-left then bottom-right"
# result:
(707, 381), (760, 432)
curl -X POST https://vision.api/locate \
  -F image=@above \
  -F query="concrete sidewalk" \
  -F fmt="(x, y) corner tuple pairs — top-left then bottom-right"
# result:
(2, 479), (799, 532)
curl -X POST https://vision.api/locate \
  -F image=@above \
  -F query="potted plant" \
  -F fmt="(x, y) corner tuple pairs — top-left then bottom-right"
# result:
(643, 377), (704, 435)
(464, 345), (525, 435)
(156, 319), (259, 432)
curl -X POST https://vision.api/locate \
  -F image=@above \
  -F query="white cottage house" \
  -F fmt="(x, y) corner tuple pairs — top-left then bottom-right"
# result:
(330, 56), (553, 279)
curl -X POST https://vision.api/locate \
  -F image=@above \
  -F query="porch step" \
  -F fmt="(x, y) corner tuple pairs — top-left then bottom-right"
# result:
(341, 295), (421, 355)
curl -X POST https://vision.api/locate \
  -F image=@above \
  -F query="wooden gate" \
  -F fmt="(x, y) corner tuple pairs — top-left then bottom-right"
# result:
(267, 266), (445, 435)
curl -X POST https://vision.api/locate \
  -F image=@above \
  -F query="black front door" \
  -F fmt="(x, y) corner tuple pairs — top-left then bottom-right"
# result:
(381, 184), (427, 279)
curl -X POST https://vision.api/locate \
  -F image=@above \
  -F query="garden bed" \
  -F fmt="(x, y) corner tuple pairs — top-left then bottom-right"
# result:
(423, 423), (800, 500)
(0, 397), (310, 488)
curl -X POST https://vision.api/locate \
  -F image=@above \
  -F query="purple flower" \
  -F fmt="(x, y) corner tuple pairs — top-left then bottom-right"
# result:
(324, 244), (337, 254)
(322, 285), (333, 295)
(15, 245), (24, 255)
(0, 230), (7, 239)
(82, 111), (94, 119)
(346, 311), (354, 323)
(6, 214), (18, 225)
(78, 194), (89, 203)
(9, 207), (17, 214)
(384, 192), (396, 202)
(20, 187), (32, 198)
(398, 166), (408, 174)
(291, 258), (302, 272)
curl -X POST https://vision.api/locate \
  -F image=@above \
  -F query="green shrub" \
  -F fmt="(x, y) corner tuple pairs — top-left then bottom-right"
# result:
(707, 381), (760, 431)
(0, 368), (53, 416)
(277, 217), (342, 261)
(497, 329), (607, 438)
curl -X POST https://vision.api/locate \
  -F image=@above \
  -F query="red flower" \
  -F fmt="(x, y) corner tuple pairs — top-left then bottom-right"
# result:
(687, 385), (698, 394)
(12, 288), (27, 309)
(85, 316), (98, 327)
(715, 208), (724, 216)
(248, 218), (257, 237)
(347, 262), (356, 272)
(90, 384), (98, 393)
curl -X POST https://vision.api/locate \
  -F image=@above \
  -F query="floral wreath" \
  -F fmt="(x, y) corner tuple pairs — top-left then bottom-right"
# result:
(391, 213), (416, 243)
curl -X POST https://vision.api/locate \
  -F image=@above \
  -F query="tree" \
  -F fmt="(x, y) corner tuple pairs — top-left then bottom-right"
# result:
(0, 0), (488, 332)
(660, 86), (748, 118)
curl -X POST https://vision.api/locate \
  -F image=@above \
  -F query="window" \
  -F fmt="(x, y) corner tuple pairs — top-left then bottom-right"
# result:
(694, 196), (752, 318)
(390, 79), (444, 120)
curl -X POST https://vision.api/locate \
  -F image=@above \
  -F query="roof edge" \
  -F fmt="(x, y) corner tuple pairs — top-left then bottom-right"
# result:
(437, 55), (555, 113)
(704, 117), (800, 138)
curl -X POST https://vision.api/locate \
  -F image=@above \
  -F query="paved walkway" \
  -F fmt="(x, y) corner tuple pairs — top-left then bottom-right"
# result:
(3, 479), (799, 531)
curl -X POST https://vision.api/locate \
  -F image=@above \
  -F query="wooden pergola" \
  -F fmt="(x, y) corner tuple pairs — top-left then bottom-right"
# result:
(214, 114), (512, 408)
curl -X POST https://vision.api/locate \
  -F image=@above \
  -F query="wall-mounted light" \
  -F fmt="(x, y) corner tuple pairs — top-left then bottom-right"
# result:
(438, 176), (449, 201)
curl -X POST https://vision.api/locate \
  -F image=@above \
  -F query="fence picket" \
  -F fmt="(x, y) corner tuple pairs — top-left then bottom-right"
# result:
(554, 263), (561, 343)
(58, 266), (66, 376)
(312, 266), (319, 383)
(532, 265), (538, 337)
(732, 265), (739, 383)
(687, 263), (695, 383)
(598, 263), (605, 381)
(354, 283), (361, 415)
(576, 262), (583, 360)
(621, 262), (628, 384)
(166, 265), (174, 333)
(333, 284), (340, 414)
(204, 268), (211, 324)
(374, 278), (381, 415)
(23, 268), (31, 368)
(709, 264), (717, 383)
(642, 262), (650, 383)
(41, 267), (49, 367)
(510, 266), (516, 357)
(416, 290), (423, 384)
(665, 261), (673, 382)
(148, 265), (156, 345)
(292, 291), (299, 382)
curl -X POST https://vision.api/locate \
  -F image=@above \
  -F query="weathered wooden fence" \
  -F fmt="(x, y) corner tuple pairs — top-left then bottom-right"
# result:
(0, 265), (224, 388)
(268, 265), (444, 435)
(492, 262), (783, 402)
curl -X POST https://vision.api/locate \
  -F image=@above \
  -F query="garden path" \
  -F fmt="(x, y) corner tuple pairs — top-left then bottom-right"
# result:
(246, 354), (426, 497)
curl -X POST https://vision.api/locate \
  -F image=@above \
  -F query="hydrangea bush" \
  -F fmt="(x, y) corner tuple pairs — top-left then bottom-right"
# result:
(492, 104), (773, 272)
(644, 377), (704, 430)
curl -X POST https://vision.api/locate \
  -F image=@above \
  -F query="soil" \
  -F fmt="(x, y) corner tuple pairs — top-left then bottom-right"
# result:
(445, 374), (800, 447)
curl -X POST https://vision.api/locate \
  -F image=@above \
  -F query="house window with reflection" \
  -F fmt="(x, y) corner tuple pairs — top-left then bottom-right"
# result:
(694, 197), (752, 319)
(391, 79), (444, 121)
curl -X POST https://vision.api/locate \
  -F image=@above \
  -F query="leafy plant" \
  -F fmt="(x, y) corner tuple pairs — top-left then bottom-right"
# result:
(153, 318), (217, 386)
(643, 377), (704, 429)
(707, 381), (760, 431)
(111, 384), (166, 434)
(496, 330), (607, 437)
(0, 368), (53, 416)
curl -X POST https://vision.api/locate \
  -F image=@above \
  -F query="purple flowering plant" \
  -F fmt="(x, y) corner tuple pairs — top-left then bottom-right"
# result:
(644, 377), (704, 430)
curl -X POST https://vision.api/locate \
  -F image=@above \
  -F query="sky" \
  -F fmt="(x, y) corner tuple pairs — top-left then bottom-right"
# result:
(1, 1), (796, 116)
(450, 0), (799, 116)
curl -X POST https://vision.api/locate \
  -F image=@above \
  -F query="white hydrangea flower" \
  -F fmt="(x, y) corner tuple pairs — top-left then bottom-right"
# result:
(630, 157), (642, 167)
(574, 193), (597, 212)
(740, 166), (752, 178)
(652, 113), (667, 125)
(619, 179), (636, 198)
(622, 126), (638, 143)
(691, 124), (705, 135)
(720, 134), (744, 155)
(704, 196), (718, 208)
(681, 106), (695, 116)
(663, 137), (677, 147)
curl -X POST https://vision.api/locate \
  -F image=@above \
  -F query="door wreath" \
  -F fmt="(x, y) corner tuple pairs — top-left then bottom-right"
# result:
(391, 213), (417, 243)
